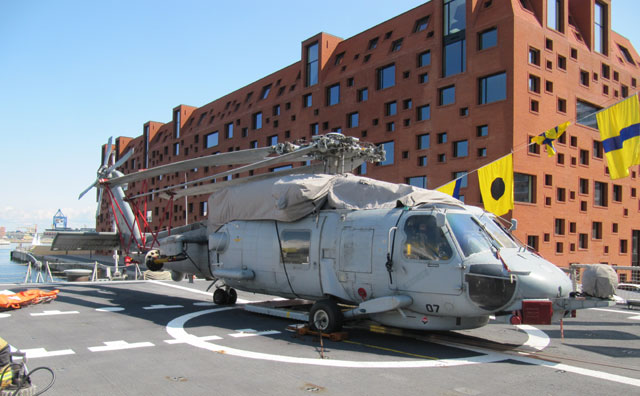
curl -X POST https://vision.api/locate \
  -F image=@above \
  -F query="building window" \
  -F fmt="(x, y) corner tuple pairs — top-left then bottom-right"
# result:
(547, 0), (564, 32)
(348, 112), (359, 128)
(417, 104), (430, 121)
(453, 140), (468, 158)
(527, 235), (539, 251)
(303, 94), (312, 108)
(594, 1), (606, 54)
(379, 141), (394, 165)
(437, 132), (447, 144)
(576, 100), (600, 129)
(418, 156), (427, 166)
(403, 99), (413, 110)
(515, 173), (535, 203)
(310, 123), (319, 136)
(414, 16), (430, 32)
(579, 233), (588, 249)
(418, 133), (430, 150)
(306, 42), (319, 87)
(377, 64), (396, 90)
(173, 142), (180, 156)
(419, 72), (429, 84)
(386, 122), (395, 132)
(593, 140), (603, 159)
(418, 51), (431, 67)
(557, 187), (566, 202)
(225, 123), (233, 139)
(391, 38), (403, 52)
(592, 222), (603, 240)
(479, 72), (507, 104)
(273, 105), (281, 116)
(613, 184), (622, 202)
(579, 178), (589, 194)
(453, 171), (468, 188)
(444, 0), (466, 35)
(439, 85), (455, 106)
(557, 98), (566, 113)
(406, 176), (427, 188)
(477, 125), (488, 137)
(579, 149), (589, 165)
(324, 84), (339, 106)
(555, 218), (565, 235)
(443, 38), (466, 77)
(385, 101), (397, 116)
(478, 147), (487, 157)
(557, 55), (566, 70)
(253, 112), (263, 130)
(580, 70), (589, 86)
(260, 84), (272, 100)
(358, 87), (369, 102)
(594, 181), (607, 207)
(478, 27), (497, 50)
(267, 135), (278, 146)
(529, 47), (540, 66)
(529, 74), (540, 93)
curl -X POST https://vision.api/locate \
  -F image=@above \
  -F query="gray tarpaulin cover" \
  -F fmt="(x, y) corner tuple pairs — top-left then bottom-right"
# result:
(207, 173), (463, 228)
(581, 264), (618, 298)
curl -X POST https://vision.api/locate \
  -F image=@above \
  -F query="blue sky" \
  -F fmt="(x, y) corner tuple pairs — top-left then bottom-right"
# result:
(1, 0), (639, 232)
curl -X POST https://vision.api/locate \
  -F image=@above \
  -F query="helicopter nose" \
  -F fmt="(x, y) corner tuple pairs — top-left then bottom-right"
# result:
(516, 259), (573, 300)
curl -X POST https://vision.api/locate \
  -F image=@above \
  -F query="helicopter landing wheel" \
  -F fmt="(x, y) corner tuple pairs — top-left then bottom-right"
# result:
(309, 299), (342, 333)
(213, 288), (228, 305)
(226, 288), (238, 304)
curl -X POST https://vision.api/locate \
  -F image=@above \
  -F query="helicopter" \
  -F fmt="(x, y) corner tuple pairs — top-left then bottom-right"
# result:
(53, 133), (613, 333)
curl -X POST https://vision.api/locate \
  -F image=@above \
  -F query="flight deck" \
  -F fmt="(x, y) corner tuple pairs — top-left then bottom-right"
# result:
(1, 279), (639, 395)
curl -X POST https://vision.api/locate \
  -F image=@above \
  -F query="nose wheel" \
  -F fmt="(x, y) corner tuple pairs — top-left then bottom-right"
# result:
(213, 288), (237, 305)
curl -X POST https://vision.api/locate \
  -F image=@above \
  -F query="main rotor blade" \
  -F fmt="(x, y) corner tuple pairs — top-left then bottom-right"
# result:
(106, 146), (276, 186)
(167, 163), (325, 199)
(78, 180), (98, 200)
(108, 148), (134, 173)
(95, 188), (104, 218)
(103, 137), (113, 167)
(130, 145), (314, 199)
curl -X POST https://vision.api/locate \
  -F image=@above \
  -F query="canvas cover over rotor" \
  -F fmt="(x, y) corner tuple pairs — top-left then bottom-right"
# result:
(207, 173), (464, 229)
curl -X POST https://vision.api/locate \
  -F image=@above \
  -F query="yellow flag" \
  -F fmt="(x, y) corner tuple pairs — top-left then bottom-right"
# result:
(530, 121), (571, 156)
(478, 154), (513, 216)
(436, 178), (462, 199)
(596, 95), (640, 179)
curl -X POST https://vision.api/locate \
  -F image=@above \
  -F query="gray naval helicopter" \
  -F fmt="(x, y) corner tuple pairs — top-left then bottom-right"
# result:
(54, 133), (612, 333)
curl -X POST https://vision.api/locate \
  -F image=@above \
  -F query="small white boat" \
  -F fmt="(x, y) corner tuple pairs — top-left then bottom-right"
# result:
(0, 237), (11, 248)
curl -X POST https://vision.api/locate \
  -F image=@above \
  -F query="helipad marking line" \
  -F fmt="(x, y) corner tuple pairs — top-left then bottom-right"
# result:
(165, 335), (223, 344)
(591, 308), (637, 315)
(229, 329), (281, 338)
(166, 307), (640, 385)
(30, 310), (79, 316)
(515, 325), (550, 351)
(166, 308), (503, 368)
(0, 313), (10, 319)
(88, 340), (155, 352)
(96, 307), (125, 312)
(20, 348), (75, 358)
(147, 280), (250, 303)
(143, 304), (184, 310)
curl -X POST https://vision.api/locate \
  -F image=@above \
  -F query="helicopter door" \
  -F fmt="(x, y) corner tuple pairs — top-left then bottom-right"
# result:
(277, 218), (322, 298)
(393, 214), (463, 295)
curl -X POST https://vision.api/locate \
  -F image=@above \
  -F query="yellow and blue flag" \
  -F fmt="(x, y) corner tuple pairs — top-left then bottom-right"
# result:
(596, 95), (640, 179)
(478, 154), (513, 216)
(437, 178), (462, 199)
(530, 121), (570, 156)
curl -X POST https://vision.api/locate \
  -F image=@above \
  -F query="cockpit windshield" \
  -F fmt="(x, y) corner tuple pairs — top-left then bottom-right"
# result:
(474, 213), (520, 249)
(446, 213), (495, 257)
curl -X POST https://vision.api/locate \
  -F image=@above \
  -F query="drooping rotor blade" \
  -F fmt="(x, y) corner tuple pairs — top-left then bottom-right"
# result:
(95, 188), (104, 218)
(78, 180), (99, 200)
(166, 163), (325, 199)
(130, 145), (315, 199)
(108, 148), (134, 173)
(106, 146), (277, 186)
(103, 136), (113, 167)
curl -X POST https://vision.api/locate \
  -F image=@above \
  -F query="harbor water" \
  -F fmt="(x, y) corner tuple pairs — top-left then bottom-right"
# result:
(0, 243), (64, 284)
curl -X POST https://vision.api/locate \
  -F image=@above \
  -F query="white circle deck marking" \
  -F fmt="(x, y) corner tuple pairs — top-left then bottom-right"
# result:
(165, 308), (505, 368)
(96, 307), (125, 312)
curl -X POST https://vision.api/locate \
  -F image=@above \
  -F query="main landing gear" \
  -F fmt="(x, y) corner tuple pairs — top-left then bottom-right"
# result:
(309, 299), (343, 333)
(213, 288), (237, 305)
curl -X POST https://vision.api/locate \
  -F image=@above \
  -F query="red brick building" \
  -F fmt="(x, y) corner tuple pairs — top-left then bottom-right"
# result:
(100, 0), (640, 272)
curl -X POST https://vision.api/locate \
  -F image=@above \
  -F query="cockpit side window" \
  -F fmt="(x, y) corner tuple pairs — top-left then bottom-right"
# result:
(402, 215), (452, 261)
